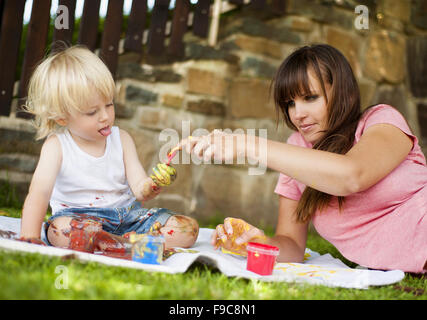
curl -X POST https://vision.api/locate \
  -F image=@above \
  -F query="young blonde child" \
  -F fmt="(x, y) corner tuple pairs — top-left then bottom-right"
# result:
(19, 45), (199, 253)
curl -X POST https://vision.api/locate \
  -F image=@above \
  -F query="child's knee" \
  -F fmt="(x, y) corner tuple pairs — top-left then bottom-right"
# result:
(160, 215), (199, 249)
(47, 216), (73, 248)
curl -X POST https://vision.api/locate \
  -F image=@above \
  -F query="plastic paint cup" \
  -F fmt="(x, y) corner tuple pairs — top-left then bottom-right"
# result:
(246, 242), (280, 275)
(131, 234), (165, 265)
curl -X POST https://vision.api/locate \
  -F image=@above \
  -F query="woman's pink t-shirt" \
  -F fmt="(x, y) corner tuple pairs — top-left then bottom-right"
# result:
(274, 104), (427, 273)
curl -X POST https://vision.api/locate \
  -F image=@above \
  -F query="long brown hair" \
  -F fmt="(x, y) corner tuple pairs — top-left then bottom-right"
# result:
(273, 44), (362, 222)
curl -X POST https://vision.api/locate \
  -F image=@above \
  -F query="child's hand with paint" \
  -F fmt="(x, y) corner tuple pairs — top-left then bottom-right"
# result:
(150, 162), (177, 187)
(210, 217), (268, 256)
(140, 177), (162, 202)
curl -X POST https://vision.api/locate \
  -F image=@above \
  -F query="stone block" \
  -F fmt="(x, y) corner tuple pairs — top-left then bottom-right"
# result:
(377, 0), (410, 22)
(358, 78), (377, 110)
(114, 102), (135, 119)
(186, 68), (229, 98)
(117, 62), (182, 83)
(287, 0), (354, 30)
(364, 31), (406, 84)
(193, 165), (279, 227)
(286, 16), (314, 32)
(187, 99), (226, 117)
(117, 122), (159, 170)
(241, 57), (278, 79)
(229, 77), (276, 119)
(185, 43), (240, 65)
(161, 94), (184, 109)
(0, 153), (38, 173)
(138, 106), (182, 131)
(326, 27), (361, 77)
(232, 34), (285, 59)
(0, 117), (41, 155)
(220, 17), (301, 45)
(222, 118), (293, 143)
(372, 85), (409, 119)
(126, 85), (158, 105)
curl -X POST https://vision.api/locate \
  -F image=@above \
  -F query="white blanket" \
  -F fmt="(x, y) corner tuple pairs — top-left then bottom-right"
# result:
(0, 216), (404, 289)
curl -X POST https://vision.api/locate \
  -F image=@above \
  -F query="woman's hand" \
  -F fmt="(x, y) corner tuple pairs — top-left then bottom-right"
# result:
(140, 177), (161, 201)
(210, 217), (268, 256)
(177, 130), (246, 163)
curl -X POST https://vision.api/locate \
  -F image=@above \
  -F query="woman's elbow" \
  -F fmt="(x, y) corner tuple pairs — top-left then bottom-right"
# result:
(341, 163), (363, 196)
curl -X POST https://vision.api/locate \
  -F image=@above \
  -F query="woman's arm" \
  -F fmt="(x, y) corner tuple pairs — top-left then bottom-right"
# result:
(268, 196), (308, 263)
(249, 124), (412, 196)
(177, 122), (412, 196)
(20, 135), (62, 239)
(211, 196), (308, 262)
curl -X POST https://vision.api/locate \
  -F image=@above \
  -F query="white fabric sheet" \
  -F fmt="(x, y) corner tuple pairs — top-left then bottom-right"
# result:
(0, 216), (404, 289)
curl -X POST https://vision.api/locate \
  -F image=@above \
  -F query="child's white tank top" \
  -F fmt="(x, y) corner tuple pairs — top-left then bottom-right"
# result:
(50, 126), (135, 214)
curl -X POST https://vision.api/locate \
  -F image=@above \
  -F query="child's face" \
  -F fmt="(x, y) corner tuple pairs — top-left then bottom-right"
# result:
(64, 94), (115, 144)
(287, 70), (330, 145)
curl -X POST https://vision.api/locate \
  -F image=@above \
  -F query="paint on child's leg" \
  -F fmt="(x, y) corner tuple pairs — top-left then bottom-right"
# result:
(68, 218), (102, 253)
(160, 215), (199, 249)
(65, 217), (132, 258)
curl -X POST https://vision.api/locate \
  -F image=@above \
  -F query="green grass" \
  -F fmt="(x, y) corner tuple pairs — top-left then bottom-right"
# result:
(0, 207), (425, 300)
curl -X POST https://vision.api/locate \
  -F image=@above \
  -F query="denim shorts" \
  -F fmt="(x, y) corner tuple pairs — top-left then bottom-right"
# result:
(42, 201), (174, 246)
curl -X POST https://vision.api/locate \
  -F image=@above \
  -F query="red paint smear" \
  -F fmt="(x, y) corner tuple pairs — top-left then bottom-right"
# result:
(167, 229), (174, 235)
(67, 218), (131, 259)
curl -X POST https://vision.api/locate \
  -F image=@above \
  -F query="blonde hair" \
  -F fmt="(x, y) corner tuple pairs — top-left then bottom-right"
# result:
(25, 45), (115, 140)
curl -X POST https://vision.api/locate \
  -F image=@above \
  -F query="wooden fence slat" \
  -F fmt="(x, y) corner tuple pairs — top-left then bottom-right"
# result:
(52, 0), (76, 51)
(124, 0), (147, 54)
(167, 0), (190, 59)
(100, 0), (124, 78)
(78, 0), (101, 51)
(17, 0), (52, 119)
(146, 0), (170, 62)
(250, 0), (266, 10)
(0, 0), (5, 44)
(271, 0), (286, 14)
(229, 0), (244, 5)
(192, 0), (211, 38)
(0, 0), (25, 117)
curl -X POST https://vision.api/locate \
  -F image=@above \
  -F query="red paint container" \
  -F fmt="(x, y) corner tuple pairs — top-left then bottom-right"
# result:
(246, 242), (279, 275)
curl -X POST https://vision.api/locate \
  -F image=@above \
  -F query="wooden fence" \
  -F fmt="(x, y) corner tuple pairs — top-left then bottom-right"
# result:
(0, 0), (286, 118)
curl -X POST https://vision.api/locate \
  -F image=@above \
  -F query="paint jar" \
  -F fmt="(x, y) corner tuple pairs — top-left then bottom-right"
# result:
(130, 234), (165, 265)
(246, 242), (279, 276)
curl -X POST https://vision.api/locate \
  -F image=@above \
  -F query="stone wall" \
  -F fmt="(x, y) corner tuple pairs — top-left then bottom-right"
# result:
(1, 0), (426, 228)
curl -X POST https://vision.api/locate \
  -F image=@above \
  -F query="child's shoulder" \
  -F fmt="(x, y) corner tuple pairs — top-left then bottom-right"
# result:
(43, 133), (61, 151)
(117, 127), (132, 142)
(117, 128), (137, 152)
(38, 134), (62, 167)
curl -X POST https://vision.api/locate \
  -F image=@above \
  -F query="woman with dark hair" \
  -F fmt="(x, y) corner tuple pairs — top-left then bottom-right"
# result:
(177, 44), (427, 273)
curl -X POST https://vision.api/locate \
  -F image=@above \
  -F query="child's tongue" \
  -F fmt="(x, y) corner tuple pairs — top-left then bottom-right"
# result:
(99, 126), (111, 136)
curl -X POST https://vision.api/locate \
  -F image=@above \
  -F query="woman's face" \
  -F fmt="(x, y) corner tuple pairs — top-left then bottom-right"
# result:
(287, 70), (330, 145)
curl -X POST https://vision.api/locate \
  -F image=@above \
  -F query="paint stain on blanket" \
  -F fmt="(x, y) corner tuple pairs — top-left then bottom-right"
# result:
(0, 229), (17, 239)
